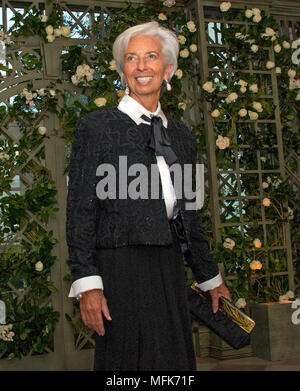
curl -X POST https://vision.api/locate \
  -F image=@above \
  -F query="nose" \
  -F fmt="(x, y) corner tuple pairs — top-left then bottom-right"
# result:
(137, 57), (147, 71)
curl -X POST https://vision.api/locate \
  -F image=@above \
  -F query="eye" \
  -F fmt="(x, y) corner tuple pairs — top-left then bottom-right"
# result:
(148, 53), (157, 60)
(126, 55), (136, 62)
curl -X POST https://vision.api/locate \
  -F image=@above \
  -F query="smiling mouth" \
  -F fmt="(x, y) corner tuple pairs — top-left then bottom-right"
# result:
(136, 77), (153, 83)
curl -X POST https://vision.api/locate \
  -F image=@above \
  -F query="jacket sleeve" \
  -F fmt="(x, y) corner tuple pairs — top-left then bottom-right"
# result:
(66, 117), (100, 282)
(183, 131), (221, 286)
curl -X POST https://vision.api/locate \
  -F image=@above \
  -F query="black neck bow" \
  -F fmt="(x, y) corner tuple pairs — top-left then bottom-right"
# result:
(141, 115), (178, 166)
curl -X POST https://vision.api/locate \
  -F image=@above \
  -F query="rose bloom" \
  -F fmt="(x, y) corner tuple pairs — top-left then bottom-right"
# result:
(225, 92), (238, 103)
(49, 89), (56, 96)
(275, 67), (281, 74)
(38, 126), (47, 135)
(240, 86), (247, 93)
(109, 59), (117, 71)
(35, 261), (44, 272)
(211, 109), (220, 118)
(94, 97), (107, 107)
(45, 25), (53, 35)
(60, 26), (71, 37)
(54, 28), (62, 37)
(252, 101), (263, 112)
(235, 298), (247, 309)
(252, 8), (261, 16)
(253, 14), (262, 23)
(249, 84), (258, 93)
(245, 9), (253, 18)
(178, 102), (187, 110)
(220, 2), (231, 12)
(223, 237), (235, 250)
(216, 135), (230, 149)
(187, 21), (196, 32)
(180, 48), (189, 58)
(266, 61), (275, 69)
(238, 79), (248, 87)
(189, 44), (197, 52)
(253, 238), (262, 248)
(46, 34), (55, 43)
(238, 108), (248, 117)
(263, 197), (271, 206)
(288, 69), (296, 78)
(41, 15), (48, 23)
(202, 81), (214, 93)
(175, 69), (183, 79)
(158, 13), (167, 21)
(262, 181), (269, 189)
(248, 110), (259, 120)
(250, 260), (263, 270)
(283, 41), (291, 49)
(0, 152), (9, 160)
(177, 35), (186, 45)
(274, 44), (281, 53)
(251, 44), (259, 53)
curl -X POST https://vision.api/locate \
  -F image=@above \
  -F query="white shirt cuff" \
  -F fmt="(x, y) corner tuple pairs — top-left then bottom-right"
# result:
(195, 272), (223, 292)
(68, 275), (104, 298)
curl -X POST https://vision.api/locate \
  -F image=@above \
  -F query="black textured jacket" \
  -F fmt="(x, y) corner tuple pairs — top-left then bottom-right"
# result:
(66, 107), (219, 284)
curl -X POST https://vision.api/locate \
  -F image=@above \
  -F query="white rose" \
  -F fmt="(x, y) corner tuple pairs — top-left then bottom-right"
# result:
(238, 79), (248, 87)
(262, 181), (269, 189)
(54, 28), (62, 37)
(94, 97), (107, 107)
(35, 261), (44, 272)
(253, 14), (262, 23)
(41, 15), (48, 23)
(235, 32), (243, 39)
(260, 156), (266, 162)
(288, 69), (296, 78)
(71, 74), (80, 85)
(202, 81), (214, 93)
(252, 8), (261, 16)
(266, 61), (275, 69)
(265, 27), (276, 36)
(248, 110), (259, 120)
(238, 108), (248, 117)
(189, 44), (197, 52)
(216, 135), (230, 149)
(158, 13), (167, 21)
(249, 84), (258, 93)
(240, 86), (247, 93)
(175, 69), (183, 79)
(180, 48), (189, 58)
(211, 109), (221, 118)
(283, 41), (291, 49)
(178, 102), (187, 111)
(245, 9), (253, 18)
(251, 44), (259, 53)
(252, 101), (263, 112)
(220, 2), (231, 12)
(296, 91), (300, 101)
(49, 89), (56, 97)
(38, 126), (47, 135)
(236, 298), (247, 309)
(279, 295), (290, 302)
(275, 67), (281, 74)
(38, 88), (46, 96)
(289, 78), (298, 90)
(109, 59), (117, 71)
(0, 152), (9, 160)
(60, 26), (71, 37)
(187, 21), (196, 32)
(46, 34), (55, 43)
(274, 44), (281, 53)
(177, 35), (186, 45)
(225, 92), (238, 103)
(45, 25), (54, 35)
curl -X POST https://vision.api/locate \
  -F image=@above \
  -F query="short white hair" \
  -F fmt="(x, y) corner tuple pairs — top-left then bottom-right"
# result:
(112, 21), (179, 86)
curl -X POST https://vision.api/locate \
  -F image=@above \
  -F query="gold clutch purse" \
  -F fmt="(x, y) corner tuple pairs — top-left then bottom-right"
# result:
(188, 281), (256, 349)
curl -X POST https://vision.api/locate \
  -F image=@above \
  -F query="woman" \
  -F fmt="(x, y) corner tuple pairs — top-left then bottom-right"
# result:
(66, 21), (230, 371)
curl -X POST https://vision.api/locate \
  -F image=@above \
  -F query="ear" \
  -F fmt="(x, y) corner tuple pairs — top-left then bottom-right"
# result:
(164, 63), (173, 81)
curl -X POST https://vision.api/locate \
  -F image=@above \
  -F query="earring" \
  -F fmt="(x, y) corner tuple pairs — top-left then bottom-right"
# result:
(165, 80), (172, 91)
(125, 84), (130, 95)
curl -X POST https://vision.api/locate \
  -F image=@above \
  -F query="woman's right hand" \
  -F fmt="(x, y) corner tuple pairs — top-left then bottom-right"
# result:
(79, 289), (112, 336)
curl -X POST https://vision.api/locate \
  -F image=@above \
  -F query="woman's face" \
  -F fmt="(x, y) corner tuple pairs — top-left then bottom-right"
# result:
(123, 35), (173, 111)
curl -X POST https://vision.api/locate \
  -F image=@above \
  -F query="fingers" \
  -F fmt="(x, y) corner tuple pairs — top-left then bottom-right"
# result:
(79, 290), (111, 336)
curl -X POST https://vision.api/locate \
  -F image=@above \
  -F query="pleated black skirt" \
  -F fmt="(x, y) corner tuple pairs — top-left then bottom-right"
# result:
(93, 224), (197, 371)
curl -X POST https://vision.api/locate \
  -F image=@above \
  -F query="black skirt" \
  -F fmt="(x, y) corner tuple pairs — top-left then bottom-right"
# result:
(93, 224), (197, 371)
